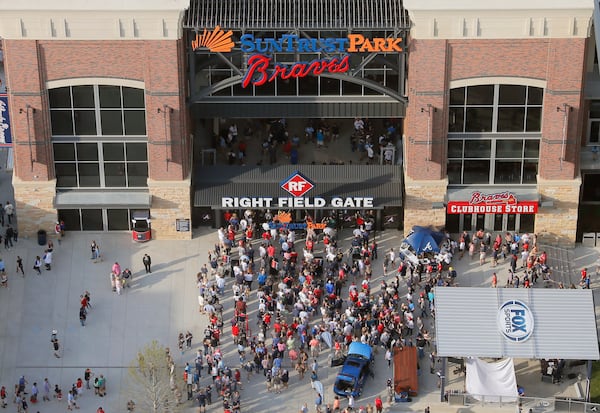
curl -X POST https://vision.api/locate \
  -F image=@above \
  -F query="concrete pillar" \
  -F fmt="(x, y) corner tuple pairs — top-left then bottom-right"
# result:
(12, 177), (57, 237)
(535, 176), (581, 246)
(404, 176), (448, 237)
(147, 177), (192, 240)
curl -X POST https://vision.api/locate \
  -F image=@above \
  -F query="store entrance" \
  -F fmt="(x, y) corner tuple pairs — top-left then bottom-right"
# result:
(446, 213), (535, 235)
(58, 208), (150, 231)
(210, 208), (388, 233)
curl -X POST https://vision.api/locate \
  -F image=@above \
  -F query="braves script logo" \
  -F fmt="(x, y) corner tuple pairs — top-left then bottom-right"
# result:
(470, 191), (517, 205)
(280, 171), (314, 197)
(191, 26), (234, 52)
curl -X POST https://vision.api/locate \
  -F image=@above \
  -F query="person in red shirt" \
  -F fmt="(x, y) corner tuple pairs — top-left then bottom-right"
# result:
(306, 238), (314, 252)
(231, 323), (240, 342)
(356, 215), (365, 228)
(0, 386), (6, 407)
(375, 395), (383, 413)
(273, 320), (282, 335)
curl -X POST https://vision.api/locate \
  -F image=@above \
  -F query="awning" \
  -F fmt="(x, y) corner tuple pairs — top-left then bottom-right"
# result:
(184, 0), (410, 30)
(54, 191), (152, 209)
(192, 100), (405, 119)
(194, 164), (402, 209)
(434, 288), (600, 360)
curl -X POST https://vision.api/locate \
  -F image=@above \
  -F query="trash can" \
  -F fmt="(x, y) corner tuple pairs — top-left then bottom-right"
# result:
(37, 229), (47, 246)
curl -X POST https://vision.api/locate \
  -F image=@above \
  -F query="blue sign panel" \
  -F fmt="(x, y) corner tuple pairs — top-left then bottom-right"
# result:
(0, 94), (12, 145)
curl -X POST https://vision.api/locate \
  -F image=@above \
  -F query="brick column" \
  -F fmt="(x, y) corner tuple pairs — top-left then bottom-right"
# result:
(4, 40), (57, 236)
(536, 38), (586, 245)
(144, 40), (192, 239)
(403, 39), (449, 232)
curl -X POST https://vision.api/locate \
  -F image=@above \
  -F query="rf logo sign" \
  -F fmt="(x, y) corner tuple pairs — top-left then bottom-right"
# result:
(281, 171), (314, 197)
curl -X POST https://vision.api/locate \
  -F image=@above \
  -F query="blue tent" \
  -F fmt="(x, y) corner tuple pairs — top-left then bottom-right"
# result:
(401, 226), (446, 254)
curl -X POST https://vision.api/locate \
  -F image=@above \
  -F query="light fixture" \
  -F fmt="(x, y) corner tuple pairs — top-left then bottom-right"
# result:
(421, 104), (437, 161)
(556, 103), (573, 166)
(157, 105), (173, 170)
(19, 105), (36, 171)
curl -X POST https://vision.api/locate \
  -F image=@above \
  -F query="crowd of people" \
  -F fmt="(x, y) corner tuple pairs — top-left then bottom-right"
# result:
(183, 205), (590, 413)
(0, 187), (589, 413)
(4, 369), (107, 412)
(215, 118), (400, 167)
(185, 209), (441, 413)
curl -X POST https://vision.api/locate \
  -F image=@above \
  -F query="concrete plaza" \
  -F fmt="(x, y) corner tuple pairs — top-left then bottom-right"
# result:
(0, 149), (599, 413)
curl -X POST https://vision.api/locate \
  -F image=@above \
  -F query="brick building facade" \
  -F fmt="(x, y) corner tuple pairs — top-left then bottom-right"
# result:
(404, 0), (593, 245)
(0, 1), (193, 239)
(0, 0), (597, 244)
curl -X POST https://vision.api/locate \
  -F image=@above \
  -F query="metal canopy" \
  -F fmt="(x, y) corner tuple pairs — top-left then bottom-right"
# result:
(193, 164), (403, 208)
(434, 288), (600, 360)
(192, 99), (405, 118)
(184, 0), (410, 30)
(54, 191), (152, 209)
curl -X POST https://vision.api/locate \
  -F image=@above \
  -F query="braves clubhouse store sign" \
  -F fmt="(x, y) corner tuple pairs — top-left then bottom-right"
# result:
(447, 191), (538, 214)
(221, 171), (373, 209)
(191, 26), (404, 88)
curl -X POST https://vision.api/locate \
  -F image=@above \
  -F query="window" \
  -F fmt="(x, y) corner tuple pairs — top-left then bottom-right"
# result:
(58, 208), (144, 231)
(448, 138), (539, 185)
(53, 142), (148, 188)
(587, 101), (600, 145)
(49, 85), (146, 136)
(50, 84), (147, 188)
(448, 83), (542, 185)
(449, 85), (543, 133)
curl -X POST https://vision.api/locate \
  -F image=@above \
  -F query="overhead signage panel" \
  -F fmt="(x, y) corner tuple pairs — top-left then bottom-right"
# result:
(447, 191), (538, 214)
(191, 26), (404, 88)
(220, 170), (374, 209)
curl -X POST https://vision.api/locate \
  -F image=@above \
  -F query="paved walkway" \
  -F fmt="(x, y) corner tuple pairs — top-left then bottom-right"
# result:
(0, 149), (598, 413)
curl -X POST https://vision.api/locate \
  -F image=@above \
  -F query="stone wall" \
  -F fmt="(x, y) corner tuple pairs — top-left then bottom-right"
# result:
(12, 177), (57, 238)
(404, 176), (448, 237)
(535, 177), (581, 246)
(148, 177), (191, 240)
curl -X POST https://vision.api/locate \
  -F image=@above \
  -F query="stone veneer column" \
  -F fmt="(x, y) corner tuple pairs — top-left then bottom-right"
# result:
(147, 177), (192, 240)
(535, 177), (581, 247)
(12, 177), (57, 237)
(404, 176), (448, 237)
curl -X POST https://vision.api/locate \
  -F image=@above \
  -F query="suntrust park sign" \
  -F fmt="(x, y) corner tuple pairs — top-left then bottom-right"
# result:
(447, 191), (538, 214)
(191, 26), (404, 88)
(221, 171), (374, 209)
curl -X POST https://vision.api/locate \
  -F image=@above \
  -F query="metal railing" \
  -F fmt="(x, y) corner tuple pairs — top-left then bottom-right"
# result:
(447, 392), (600, 413)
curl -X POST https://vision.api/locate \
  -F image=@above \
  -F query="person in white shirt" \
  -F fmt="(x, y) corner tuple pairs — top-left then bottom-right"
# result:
(353, 118), (364, 131)
(4, 202), (14, 225)
(215, 274), (225, 295)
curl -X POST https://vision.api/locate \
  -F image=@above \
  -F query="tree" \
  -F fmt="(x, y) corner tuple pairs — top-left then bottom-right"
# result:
(128, 340), (182, 413)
